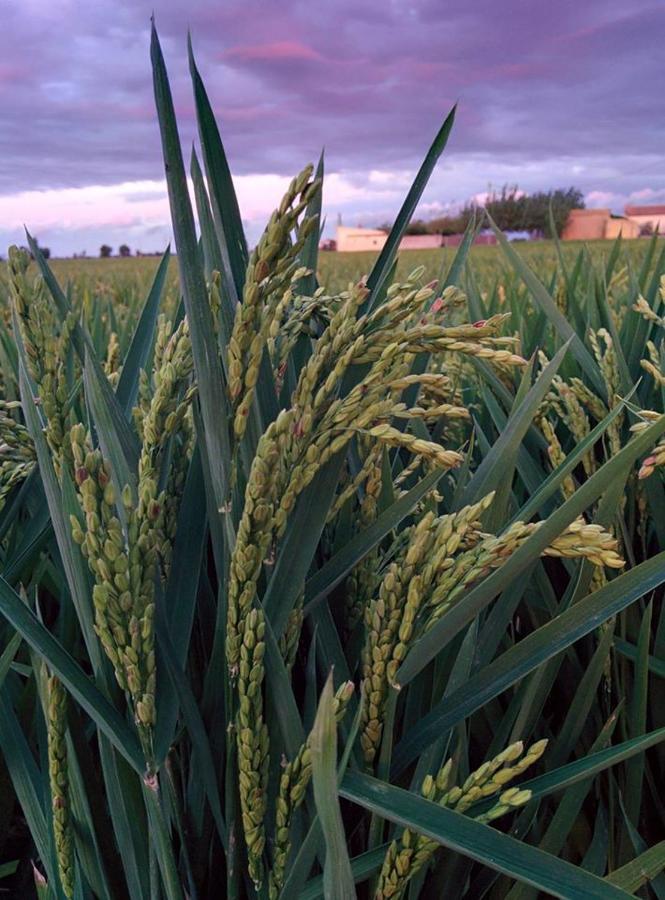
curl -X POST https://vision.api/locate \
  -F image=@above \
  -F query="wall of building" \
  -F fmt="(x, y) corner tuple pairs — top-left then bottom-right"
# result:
(561, 209), (610, 240)
(563, 205), (665, 241)
(624, 209), (665, 234)
(336, 226), (499, 251)
(605, 217), (641, 240)
(336, 226), (388, 252)
(399, 234), (444, 249)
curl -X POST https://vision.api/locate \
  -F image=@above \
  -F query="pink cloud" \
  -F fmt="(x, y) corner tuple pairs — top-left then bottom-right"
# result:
(0, 62), (26, 85)
(629, 187), (665, 203)
(490, 62), (551, 79)
(223, 40), (322, 63)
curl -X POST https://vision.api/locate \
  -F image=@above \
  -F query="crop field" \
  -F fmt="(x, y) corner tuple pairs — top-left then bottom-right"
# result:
(0, 23), (665, 900)
(12, 237), (656, 304)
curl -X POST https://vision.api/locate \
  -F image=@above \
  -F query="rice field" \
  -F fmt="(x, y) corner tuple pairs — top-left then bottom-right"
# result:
(0, 22), (664, 900)
(19, 236), (656, 302)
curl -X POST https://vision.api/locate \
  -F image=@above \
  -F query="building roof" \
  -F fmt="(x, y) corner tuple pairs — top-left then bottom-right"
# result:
(625, 205), (665, 216)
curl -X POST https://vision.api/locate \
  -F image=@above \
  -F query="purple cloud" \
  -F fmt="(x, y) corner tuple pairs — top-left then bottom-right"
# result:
(0, 0), (663, 255)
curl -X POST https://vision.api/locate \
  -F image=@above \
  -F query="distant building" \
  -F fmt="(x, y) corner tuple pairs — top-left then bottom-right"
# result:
(335, 226), (495, 252)
(399, 234), (445, 249)
(440, 232), (497, 247)
(336, 226), (389, 252)
(562, 209), (612, 240)
(336, 227), (446, 252)
(624, 205), (665, 234)
(605, 215), (641, 240)
(562, 204), (665, 240)
(336, 204), (665, 250)
(504, 230), (533, 242)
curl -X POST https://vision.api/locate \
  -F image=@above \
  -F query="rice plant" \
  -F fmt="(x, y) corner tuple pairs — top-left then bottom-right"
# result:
(0, 21), (664, 899)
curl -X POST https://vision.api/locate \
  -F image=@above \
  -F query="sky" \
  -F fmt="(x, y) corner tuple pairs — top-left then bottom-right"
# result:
(1, 0), (664, 257)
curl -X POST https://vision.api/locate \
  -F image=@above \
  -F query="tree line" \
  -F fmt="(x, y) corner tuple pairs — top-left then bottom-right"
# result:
(100, 244), (131, 258)
(403, 186), (585, 238)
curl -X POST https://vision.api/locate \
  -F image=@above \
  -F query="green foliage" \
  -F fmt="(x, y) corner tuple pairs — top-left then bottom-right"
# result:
(484, 185), (585, 236)
(399, 185), (584, 239)
(404, 209), (473, 236)
(0, 24), (664, 900)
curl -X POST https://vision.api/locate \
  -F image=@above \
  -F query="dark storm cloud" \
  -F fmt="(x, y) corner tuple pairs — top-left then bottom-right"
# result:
(1, 0), (663, 197)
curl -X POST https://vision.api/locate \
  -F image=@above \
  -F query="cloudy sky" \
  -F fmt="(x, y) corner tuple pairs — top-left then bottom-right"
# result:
(1, 0), (663, 256)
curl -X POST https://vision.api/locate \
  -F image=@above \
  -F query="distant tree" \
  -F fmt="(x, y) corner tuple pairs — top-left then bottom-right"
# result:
(477, 185), (584, 237)
(30, 237), (50, 259)
(119, 244), (131, 257)
(426, 206), (474, 235)
(405, 220), (430, 235)
(640, 222), (654, 237)
(485, 185), (528, 231)
(383, 187), (584, 241)
(529, 188), (585, 237)
(100, 244), (112, 258)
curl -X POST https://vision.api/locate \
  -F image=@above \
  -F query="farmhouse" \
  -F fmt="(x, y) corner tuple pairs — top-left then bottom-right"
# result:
(624, 205), (665, 234)
(562, 209), (611, 240)
(562, 204), (665, 240)
(335, 226), (390, 252)
(334, 226), (496, 252)
(562, 209), (639, 240)
(335, 227), (446, 252)
(605, 215), (642, 240)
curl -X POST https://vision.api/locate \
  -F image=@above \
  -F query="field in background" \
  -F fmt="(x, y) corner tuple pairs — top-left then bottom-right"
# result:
(9, 237), (657, 302)
(318, 239), (658, 292)
(2, 178), (665, 895)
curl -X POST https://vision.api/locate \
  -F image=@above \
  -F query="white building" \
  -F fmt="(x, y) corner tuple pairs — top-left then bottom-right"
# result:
(335, 226), (445, 252)
(335, 226), (388, 252)
(624, 205), (665, 235)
